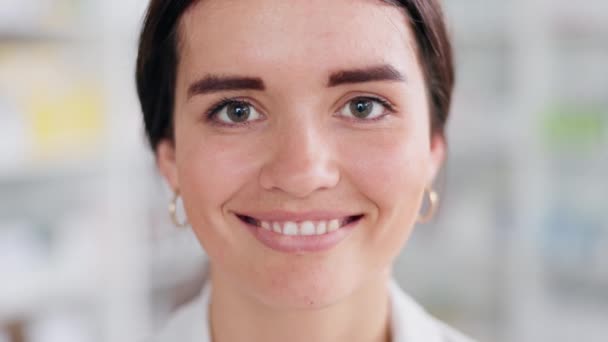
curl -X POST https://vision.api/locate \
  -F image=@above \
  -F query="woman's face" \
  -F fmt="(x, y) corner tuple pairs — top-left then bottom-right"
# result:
(157, 0), (445, 309)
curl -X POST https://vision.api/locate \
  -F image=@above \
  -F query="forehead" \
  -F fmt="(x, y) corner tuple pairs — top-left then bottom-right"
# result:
(177, 0), (418, 86)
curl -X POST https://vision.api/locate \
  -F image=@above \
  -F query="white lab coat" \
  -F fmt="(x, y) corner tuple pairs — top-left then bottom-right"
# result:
(146, 269), (476, 342)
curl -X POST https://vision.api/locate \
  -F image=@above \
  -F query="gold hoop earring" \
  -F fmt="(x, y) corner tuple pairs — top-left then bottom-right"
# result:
(169, 189), (189, 228)
(417, 187), (439, 224)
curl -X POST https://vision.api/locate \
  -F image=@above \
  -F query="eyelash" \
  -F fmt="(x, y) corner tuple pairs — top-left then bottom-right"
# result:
(204, 95), (396, 127)
(344, 96), (396, 121)
(205, 97), (241, 118)
(204, 97), (256, 127)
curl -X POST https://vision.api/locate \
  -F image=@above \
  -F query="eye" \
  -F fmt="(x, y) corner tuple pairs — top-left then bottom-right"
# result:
(207, 99), (262, 125)
(339, 97), (392, 120)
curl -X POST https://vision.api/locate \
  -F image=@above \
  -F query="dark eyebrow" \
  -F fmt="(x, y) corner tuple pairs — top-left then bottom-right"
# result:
(327, 64), (406, 87)
(187, 75), (265, 99)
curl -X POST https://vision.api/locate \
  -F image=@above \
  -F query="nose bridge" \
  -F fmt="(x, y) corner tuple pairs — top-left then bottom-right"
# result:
(279, 114), (320, 163)
(259, 110), (339, 197)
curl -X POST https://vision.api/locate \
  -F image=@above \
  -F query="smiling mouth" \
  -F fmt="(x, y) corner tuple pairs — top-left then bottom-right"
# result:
(235, 214), (364, 236)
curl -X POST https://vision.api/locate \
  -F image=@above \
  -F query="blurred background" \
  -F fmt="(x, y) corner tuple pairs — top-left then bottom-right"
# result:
(0, 0), (606, 341)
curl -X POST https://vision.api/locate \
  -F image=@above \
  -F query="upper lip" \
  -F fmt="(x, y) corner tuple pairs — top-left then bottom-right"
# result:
(233, 210), (363, 222)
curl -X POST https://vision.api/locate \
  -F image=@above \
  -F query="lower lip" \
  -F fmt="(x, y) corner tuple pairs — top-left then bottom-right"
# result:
(239, 217), (361, 254)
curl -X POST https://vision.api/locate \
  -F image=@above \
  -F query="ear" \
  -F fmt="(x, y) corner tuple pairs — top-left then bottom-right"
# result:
(427, 132), (446, 185)
(156, 139), (180, 192)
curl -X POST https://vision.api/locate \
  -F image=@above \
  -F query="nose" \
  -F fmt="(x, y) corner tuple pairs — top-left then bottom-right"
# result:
(259, 117), (339, 198)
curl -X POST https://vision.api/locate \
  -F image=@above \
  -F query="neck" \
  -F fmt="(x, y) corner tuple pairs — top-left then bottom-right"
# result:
(208, 267), (392, 342)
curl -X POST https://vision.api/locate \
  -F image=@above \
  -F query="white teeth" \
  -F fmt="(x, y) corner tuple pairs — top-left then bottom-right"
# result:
(272, 222), (282, 233)
(283, 222), (299, 236)
(300, 221), (316, 236)
(256, 217), (358, 236)
(316, 221), (327, 235)
(261, 221), (271, 230)
(328, 219), (340, 232)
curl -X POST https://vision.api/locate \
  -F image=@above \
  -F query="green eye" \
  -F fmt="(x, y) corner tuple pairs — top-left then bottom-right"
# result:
(209, 99), (262, 125)
(340, 97), (389, 120)
(349, 99), (374, 118)
(226, 102), (251, 122)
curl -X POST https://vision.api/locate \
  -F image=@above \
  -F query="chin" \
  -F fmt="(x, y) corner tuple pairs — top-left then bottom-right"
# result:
(243, 260), (370, 311)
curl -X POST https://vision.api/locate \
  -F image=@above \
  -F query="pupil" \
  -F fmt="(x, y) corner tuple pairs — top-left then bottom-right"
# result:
(227, 103), (250, 122)
(350, 99), (372, 118)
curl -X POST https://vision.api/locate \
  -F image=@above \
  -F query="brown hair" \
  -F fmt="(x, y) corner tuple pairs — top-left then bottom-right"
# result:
(136, 0), (454, 150)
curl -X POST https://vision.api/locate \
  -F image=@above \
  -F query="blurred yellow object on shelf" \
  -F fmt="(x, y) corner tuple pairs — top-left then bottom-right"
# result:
(0, 43), (105, 164)
(26, 84), (104, 160)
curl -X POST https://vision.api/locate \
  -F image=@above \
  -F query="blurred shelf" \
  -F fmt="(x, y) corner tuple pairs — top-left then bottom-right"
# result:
(451, 25), (510, 50)
(0, 267), (97, 323)
(147, 230), (207, 291)
(0, 158), (105, 186)
(0, 29), (89, 44)
(0, 1), (152, 339)
(444, 0), (510, 48)
(0, 23), (101, 44)
(447, 105), (514, 155)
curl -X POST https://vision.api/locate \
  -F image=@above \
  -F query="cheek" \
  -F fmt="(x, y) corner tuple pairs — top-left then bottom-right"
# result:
(174, 128), (262, 233)
(332, 128), (430, 283)
(339, 128), (429, 213)
(174, 132), (268, 270)
(337, 126), (429, 263)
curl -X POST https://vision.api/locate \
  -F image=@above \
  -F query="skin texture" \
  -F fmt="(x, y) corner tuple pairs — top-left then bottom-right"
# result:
(156, 0), (446, 341)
